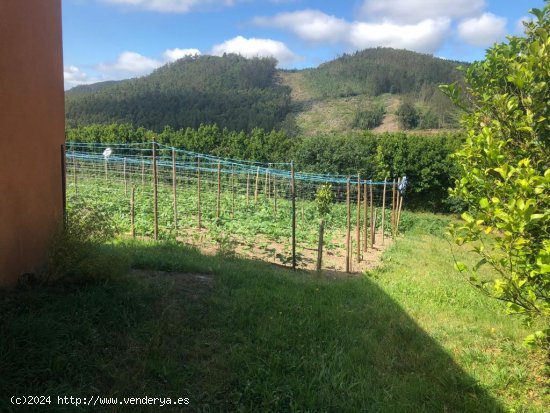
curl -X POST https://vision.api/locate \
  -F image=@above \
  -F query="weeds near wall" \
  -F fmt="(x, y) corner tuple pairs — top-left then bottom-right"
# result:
(38, 201), (129, 284)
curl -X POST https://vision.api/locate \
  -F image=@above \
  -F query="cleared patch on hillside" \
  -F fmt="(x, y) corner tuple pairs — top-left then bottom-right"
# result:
(281, 72), (402, 136)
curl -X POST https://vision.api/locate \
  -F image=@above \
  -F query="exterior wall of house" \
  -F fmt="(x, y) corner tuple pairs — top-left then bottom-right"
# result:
(0, 0), (65, 286)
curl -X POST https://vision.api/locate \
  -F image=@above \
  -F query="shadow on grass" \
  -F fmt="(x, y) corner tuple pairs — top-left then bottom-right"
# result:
(0, 241), (505, 412)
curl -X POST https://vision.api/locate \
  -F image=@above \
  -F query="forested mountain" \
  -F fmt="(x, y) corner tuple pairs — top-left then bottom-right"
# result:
(65, 55), (291, 132)
(66, 48), (465, 133)
(302, 48), (464, 98)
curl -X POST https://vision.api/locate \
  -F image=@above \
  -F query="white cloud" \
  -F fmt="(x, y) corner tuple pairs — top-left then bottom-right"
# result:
(163, 48), (201, 62)
(253, 10), (349, 43)
(64, 65), (106, 89)
(350, 18), (450, 53)
(64, 65), (89, 86)
(211, 36), (300, 65)
(99, 51), (162, 75)
(458, 13), (507, 47)
(360, 0), (485, 24)
(102, 0), (238, 13)
(253, 10), (450, 54)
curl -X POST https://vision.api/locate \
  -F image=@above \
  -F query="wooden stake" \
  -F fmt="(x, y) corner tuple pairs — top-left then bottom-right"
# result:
(392, 178), (397, 238)
(217, 161), (221, 218)
(264, 167), (269, 198)
(131, 186), (135, 238)
(356, 174), (361, 262)
(291, 161), (296, 270)
(246, 172), (250, 208)
(172, 148), (177, 231)
(197, 156), (202, 229)
(104, 158), (108, 180)
(316, 218), (324, 273)
(381, 178), (387, 244)
(273, 176), (277, 216)
(231, 166), (235, 219)
(363, 181), (368, 253)
(72, 154), (78, 199)
(268, 164), (272, 200)
(370, 181), (374, 247)
(61, 144), (67, 224)
(255, 166), (260, 206)
(141, 158), (145, 186)
(396, 187), (404, 235)
(152, 142), (158, 240)
(123, 157), (128, 196)
(346, 177), (351, 273)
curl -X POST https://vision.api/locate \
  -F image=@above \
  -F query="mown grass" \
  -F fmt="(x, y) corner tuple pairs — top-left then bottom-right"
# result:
(1, 213), (547, 412)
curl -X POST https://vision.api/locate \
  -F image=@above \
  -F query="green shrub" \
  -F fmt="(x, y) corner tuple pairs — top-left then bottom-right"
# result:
(443, 4), (550, 346)
(396, 100), (419, 129)
(352, 104), (385, 129)
(40, 201), (129, 284)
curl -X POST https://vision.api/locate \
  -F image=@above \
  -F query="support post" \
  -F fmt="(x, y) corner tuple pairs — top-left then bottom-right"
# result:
(152, 141), (158, 240)
(123, 157), (128, 196)
(316, 219), (324, 273)
(217, 161), (221, 218)
(370, 181), (374, 247)
(356, 174), (361, 262)
(61, 144), (67, 225)
(396, 187), (404, 235)
(392, 178), (397, 238)
(197, 156), (202, 229)
(231, 166), (235, 219)
(255, 166), (260, 206)
(246, 172), (250, 208)
(346, 177), (351, 273)
(131, 186), (135, 238)
(291, 161), (296, 270)
(381, 178), (387, 244)
(363, 181), (368, 253)
(72, 153), (78, 199)
(172, 148), (178, 231)
(273, 176), (277, 216)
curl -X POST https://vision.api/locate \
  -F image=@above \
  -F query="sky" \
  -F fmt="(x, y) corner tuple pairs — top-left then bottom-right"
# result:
(62, 0), (547, 89)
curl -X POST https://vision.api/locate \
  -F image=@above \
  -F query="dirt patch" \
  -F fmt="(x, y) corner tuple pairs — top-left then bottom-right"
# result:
(173, 227), (392, 276)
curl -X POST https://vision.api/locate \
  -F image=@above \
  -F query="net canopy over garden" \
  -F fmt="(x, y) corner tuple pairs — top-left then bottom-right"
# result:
(65, 142), (406, 273)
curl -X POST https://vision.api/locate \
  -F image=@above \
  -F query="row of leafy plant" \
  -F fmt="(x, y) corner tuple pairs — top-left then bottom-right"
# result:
(66, 124), (465, 212)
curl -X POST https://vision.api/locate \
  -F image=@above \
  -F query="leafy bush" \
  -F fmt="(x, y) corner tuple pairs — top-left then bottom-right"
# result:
(41, 201), (129, 284)
(443, 5), (550, 345)
(294, 131), (464, 211)
(396, 101), (419, 129)
(352, 104), (385, 129)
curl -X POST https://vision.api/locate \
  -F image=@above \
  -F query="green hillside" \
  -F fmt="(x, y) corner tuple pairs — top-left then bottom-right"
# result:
(65, 54), (291, 132)
(65, 48), (465, 135)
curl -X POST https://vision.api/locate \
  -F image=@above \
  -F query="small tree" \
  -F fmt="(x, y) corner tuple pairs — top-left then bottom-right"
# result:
(396, 100), (419, 129)
(442, 5), (549, 346)
(316, 184), (334, 273)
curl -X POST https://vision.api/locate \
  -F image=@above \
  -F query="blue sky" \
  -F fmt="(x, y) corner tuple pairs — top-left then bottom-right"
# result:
(63, 0), (547, 89)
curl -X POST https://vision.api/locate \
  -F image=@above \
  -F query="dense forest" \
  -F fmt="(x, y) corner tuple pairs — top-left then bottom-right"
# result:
(67, 123), (464, 211)
(66, 55), (292, 132)
(302, 48), (464, 98)
(66, 48), (464, 133)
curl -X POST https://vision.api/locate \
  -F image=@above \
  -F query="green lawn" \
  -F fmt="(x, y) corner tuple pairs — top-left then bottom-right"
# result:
(0, 215), (547, 412)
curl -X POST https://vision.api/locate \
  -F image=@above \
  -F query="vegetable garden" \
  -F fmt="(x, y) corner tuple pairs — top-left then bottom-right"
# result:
(65, 142), (406, 273)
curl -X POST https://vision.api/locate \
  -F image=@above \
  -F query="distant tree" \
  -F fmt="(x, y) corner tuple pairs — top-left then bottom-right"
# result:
(397, 100), (419, 129)
(443, 4), (549, 347)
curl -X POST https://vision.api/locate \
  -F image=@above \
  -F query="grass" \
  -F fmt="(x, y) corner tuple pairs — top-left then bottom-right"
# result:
(1, 213), (547, 412)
